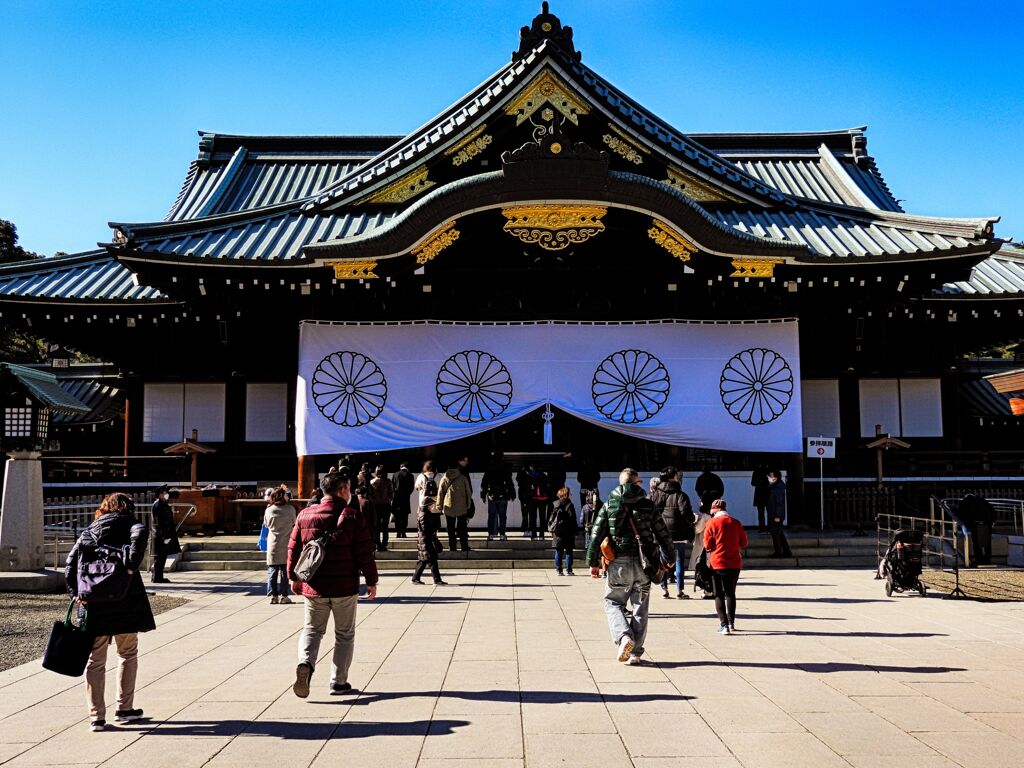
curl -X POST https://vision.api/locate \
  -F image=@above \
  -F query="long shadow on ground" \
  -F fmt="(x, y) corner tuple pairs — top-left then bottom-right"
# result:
(122, 719), (468, 739)
(654, 661), (965, 674)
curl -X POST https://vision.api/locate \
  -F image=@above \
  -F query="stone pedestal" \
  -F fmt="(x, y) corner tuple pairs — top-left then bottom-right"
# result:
(0, 451), (45, 571)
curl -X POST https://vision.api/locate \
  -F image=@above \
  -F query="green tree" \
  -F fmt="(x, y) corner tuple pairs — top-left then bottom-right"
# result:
(0, 219), (46, 361)
(0, 219), (42, 264)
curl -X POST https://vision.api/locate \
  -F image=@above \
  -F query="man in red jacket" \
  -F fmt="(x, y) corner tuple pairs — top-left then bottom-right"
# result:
(288, 469), (378, 698)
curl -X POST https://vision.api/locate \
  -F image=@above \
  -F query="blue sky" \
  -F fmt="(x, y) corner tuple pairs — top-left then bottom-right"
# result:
(1, 0), (1021, 255)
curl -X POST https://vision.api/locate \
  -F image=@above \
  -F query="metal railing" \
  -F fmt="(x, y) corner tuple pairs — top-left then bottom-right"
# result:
(43, 493), (155, 570)
(951, 497), (1024, 536)
(876, 496), (968, 599)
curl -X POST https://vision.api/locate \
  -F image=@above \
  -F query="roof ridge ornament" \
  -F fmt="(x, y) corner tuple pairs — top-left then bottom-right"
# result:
(513, 2), (581, 62)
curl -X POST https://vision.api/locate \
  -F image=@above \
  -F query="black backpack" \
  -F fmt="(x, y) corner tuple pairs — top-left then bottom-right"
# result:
(77, 541), (133, 603)
(422, 473), (438, 498)
(693, 549), (714, 594)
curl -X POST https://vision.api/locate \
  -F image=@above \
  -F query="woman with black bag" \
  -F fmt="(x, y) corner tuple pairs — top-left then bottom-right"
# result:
(65, 493), (155, 732)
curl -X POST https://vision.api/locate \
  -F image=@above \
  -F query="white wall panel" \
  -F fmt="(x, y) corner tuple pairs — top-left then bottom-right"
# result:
(183, 383), (225, 442)
(801, 379), (841, 437)
(859, 379), (900, 437)
(245, 382), (288, 442)
(900, 378), (943, 436)
(143, 383), (184, 443)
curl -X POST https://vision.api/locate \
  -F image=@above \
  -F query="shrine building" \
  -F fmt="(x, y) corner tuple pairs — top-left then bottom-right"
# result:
(1, 4), (1021, 523)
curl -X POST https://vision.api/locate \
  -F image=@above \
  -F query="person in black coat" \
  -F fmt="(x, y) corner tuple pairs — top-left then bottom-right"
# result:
(412, 498), (447, 585)
(695, 467), (725, 514)
(548, 488), (578, 575)
(767, 471), (792, 558)
(150, 486), (181, 583)
(516, 464), (535, 538)
(65, 493), (155, 731)
(750, 466), (770, 534)
(959, 494), (996, 566)
(390, 462), (415, 539)
(480, 457), (515, 541)
(652, 468), (695, 599)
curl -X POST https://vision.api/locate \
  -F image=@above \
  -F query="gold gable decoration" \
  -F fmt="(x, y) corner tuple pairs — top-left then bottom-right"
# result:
(505, 70), (591, 126)
(730, 258), (785, 278)
(444, 125), (493, 166)
(326, 260), (379, 280)
(647, 220), (696, 263)
(502, 204), (607, 251)
(362, 166), (435, 205)
(663, 165), (740, 203)
(602, 124), (648, 165)
(412, 221), (461, 265)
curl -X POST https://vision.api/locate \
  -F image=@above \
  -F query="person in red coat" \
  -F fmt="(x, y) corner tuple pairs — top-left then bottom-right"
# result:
(702, 498), (748, 635)
(288, 469), (378, 698)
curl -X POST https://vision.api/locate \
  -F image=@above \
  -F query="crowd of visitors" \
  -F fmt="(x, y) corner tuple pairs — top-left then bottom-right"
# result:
(60, 454), (795, 728)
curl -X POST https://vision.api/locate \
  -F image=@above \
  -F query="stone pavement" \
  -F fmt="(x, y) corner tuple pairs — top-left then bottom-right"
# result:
(0, 567), (1022, 768)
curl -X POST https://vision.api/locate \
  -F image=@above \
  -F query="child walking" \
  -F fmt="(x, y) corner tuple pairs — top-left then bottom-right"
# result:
(549, 487), (578, 575)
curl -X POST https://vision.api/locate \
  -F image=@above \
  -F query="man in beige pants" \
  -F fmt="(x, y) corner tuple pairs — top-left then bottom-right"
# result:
(287, 470), (379, 696)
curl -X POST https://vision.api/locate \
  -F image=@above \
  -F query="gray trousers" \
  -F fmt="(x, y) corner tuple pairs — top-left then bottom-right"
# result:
(297, 595), (358, 686)
(602, 556), (652, 656)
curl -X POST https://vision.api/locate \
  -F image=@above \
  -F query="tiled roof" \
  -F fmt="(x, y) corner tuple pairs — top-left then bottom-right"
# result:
(714, 208), (991, 261)
(122, 208), (395, 262)
(960, 378), (1015, 418)
(165, 137), (390, 222)
(940, 248), (1024, 297)
(0, 253), (166, 301)
(0, 363), (91, 414)
(53, 378), (122, 424)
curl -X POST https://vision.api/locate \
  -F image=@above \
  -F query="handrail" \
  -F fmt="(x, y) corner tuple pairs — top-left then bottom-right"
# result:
(958, 497), (1023, 536)
(876, 498), (967, 599)
(171, 503), (197, 533)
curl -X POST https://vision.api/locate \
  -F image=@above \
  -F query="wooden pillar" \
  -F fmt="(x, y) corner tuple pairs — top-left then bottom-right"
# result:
(298, 455), (316, 499)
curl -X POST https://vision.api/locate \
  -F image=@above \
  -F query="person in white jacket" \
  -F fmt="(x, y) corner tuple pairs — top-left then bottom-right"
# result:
(689, 510), (714, 598)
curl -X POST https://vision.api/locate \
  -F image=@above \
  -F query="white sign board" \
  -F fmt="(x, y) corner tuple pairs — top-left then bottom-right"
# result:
(806, 436), (836, 459)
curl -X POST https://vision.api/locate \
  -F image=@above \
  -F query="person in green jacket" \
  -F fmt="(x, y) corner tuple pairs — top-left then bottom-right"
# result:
(587, 468), (674, 665)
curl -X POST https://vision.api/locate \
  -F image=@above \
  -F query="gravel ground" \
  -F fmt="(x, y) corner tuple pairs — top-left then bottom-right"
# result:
(0, 593), (189, 672)
(921, 568), (1024, 601)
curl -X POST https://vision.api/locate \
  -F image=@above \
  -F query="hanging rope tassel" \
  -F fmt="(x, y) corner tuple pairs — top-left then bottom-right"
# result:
(542, 404), (554, 445)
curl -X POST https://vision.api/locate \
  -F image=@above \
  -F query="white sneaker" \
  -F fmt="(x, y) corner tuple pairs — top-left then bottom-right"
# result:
(279, 596), (294, 605)
(626, 654), (642, 666)
(500, 534), (508, 541)
(616, 635), (635, 662)
(269, 595), (278, 605)
(717, 625), (732, 635)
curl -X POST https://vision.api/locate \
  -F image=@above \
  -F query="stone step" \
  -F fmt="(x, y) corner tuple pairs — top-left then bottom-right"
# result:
(183, 549), (265, 561)
(178, 553), (879, 572)
(177, 559), (268, 571)
(181, 534), (883, 553)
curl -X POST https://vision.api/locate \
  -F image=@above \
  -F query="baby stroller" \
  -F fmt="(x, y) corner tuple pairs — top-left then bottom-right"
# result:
(879, 529), (926, 597)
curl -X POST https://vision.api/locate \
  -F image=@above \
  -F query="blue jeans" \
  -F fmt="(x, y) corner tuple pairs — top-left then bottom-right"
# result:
(660, 542), (687, 590)
(487, 500), (508, 536)
(554, 546), (574, 572)
(267, 564), (290, 597)
(602, 556), (651, 656)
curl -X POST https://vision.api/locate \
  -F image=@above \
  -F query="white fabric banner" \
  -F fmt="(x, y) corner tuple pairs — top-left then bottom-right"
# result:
(296, 320), (802, 455)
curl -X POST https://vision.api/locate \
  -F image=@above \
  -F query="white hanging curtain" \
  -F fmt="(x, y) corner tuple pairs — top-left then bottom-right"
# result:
(295, 319), (802, 455)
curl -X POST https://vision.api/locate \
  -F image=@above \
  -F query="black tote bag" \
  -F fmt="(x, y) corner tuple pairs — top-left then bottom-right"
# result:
(42, 600), (93, 677)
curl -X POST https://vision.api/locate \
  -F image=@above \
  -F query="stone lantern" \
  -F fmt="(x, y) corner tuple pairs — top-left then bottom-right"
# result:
(0, 363), (89, 573)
